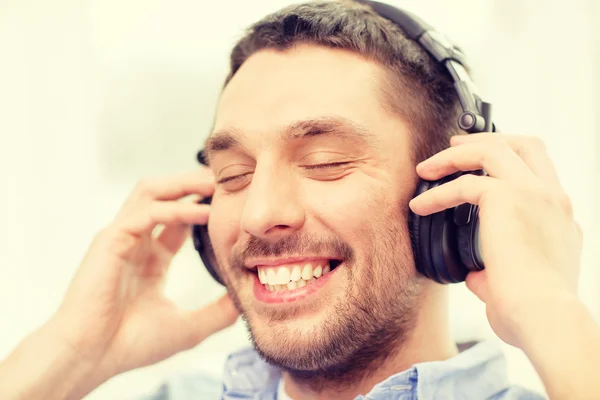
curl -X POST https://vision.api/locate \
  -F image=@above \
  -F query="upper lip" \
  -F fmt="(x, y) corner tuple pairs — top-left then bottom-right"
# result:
(244, 256), (339, 270)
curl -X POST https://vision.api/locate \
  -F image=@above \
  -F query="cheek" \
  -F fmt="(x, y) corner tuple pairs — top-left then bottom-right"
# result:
(207, 196), (244, 264)
(305, 178), (390, 241)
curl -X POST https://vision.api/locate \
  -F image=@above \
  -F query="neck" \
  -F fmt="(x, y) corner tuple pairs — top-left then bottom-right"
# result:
(282, 283), (458, 400)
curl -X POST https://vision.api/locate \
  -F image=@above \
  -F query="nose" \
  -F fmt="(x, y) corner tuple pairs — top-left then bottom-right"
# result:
(240, 161), (305, 241)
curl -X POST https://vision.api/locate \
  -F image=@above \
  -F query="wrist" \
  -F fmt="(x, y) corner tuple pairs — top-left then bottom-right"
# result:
(0, 321), (109, 400)
(38, 319), (111, 399)
(500, 272), (577, 348)
(510, 287), (600, 400)
(512, 287), (582, 350)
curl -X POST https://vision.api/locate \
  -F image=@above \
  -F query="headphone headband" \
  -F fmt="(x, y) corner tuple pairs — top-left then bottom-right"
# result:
(357, 0), (493, 133)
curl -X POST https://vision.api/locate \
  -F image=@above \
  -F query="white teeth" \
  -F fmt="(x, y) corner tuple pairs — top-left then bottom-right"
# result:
(313, 265), (322, 278)
(287, 281), (298, 290)
(301, 264), (313, 280)
(275, 267), (291, 285)
(267, 269), (277, 285)
(290, 266), (302, 282)
(258, 260), (339, 292)
(259, 269), (267, 284)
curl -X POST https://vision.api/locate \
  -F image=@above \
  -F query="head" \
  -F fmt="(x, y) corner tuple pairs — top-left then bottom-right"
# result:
(203, 0), (462, 382)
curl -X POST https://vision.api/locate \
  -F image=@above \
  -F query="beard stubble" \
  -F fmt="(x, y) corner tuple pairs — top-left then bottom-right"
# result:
(218, 204), (421, 391)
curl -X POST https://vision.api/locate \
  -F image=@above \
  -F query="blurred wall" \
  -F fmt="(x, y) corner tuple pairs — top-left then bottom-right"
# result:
(0, 0), (598, 399)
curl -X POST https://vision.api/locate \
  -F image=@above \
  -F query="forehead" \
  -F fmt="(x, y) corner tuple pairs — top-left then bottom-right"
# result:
(211, 44), (400, 147)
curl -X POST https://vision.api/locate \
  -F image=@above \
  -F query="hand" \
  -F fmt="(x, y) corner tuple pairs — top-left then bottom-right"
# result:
(45, 168), (239, 388)
(409, 133), (583, 348)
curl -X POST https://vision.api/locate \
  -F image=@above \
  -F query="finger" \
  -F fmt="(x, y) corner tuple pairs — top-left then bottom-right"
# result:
(465, 270), (489, 303)
(156, 224), (191, 255)
(117, 202), (210, 236)
(185, 294), (240, 345)
(409, 174), (496, 216)
(121, 168), (215, 213)
(416, 141), (537, 184)
(451, 133), (561, 186)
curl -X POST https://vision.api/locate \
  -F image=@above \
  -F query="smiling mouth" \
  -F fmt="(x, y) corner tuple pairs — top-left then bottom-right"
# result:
(252, 259), (342, 292)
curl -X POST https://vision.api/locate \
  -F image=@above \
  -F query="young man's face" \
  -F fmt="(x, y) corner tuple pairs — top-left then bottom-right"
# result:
(206, 44), (423, 374)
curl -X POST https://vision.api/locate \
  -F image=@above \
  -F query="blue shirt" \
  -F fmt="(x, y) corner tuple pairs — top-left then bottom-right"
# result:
(138, 340), (545, 399)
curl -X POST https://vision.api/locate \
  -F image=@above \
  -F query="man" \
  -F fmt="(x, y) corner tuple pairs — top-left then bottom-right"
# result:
(0, 1), (598, 399)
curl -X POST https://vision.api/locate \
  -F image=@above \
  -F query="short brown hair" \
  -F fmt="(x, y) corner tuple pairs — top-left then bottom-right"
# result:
(223, 0), (464, 164)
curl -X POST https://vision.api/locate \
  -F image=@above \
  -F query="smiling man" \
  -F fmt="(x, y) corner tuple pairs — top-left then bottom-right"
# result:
(1, 1), (599, 400)
(202, 41), (446, 395)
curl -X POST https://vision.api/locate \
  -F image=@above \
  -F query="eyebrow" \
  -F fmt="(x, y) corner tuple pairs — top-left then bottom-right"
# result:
(202, 116), (377, 164)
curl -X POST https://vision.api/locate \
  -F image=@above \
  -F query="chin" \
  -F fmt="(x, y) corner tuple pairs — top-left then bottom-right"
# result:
(233, 273), (350, 371)
(245, 308), (349, 372)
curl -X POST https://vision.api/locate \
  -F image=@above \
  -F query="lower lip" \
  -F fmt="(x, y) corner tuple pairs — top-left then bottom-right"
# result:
(252, 264), (342, 304)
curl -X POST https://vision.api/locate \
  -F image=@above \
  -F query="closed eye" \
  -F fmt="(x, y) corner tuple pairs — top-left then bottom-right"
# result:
(302, 161), (351, 170)
(217, 173), (252, 184)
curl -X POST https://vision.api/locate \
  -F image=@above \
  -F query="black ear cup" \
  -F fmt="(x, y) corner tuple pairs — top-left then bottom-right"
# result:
(453, 170), (485, 273)
(456, 208), (484, 272)
(430, 204), (462, 283)
(191, 196), (225, 285)
(409, 172), (483, 284)
(410, 179), (441, 282)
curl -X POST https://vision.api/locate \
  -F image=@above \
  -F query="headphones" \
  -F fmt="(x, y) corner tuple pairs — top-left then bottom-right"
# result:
(192, 0), (493, 285)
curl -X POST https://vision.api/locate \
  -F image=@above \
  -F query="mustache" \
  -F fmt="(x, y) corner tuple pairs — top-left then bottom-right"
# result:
(229, 232), (355, 268)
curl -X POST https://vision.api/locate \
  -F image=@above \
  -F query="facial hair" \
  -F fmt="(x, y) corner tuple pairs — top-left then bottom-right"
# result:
(218, 205), (421, 391)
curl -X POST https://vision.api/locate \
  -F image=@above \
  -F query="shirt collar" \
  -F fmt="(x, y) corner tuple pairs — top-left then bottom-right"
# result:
(222, 339), (509, 399)
(222, 346), (281, 398)
(367, 339), (509, 399)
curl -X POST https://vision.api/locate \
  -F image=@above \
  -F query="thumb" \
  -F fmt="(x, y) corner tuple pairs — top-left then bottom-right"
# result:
(465, 270), (489, 304)
(185, 293), (240, 345)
